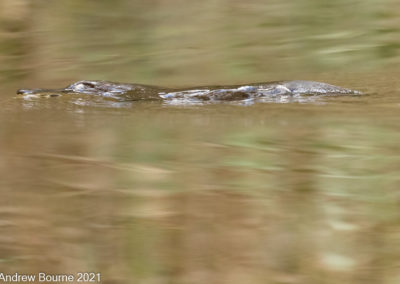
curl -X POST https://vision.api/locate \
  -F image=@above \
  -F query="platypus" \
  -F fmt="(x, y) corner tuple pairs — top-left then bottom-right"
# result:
(17, 80), (361, 102)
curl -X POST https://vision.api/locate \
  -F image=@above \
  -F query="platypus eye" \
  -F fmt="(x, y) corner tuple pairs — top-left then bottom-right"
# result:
(68, 81), (99, 92)
(81, 82), (96, 88)
(17, 89), (33, 95)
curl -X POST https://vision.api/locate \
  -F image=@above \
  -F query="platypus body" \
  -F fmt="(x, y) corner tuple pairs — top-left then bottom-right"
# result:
(17, 80), (361, 103)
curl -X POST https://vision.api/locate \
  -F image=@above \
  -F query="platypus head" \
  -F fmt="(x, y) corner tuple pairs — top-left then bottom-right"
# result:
(65, 80), (130, 94)
(17, 80), (135, 98)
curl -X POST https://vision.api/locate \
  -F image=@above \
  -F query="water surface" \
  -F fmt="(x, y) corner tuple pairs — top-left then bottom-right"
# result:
(1, 1), (400, 283)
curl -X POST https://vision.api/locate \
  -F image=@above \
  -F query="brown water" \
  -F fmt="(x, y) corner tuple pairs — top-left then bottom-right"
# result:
(2, 1), (400, 284)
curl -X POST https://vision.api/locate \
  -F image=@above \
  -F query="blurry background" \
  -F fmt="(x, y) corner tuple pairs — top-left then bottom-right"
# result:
(1, 0), (400, 90)
(1, 1), (400, 284)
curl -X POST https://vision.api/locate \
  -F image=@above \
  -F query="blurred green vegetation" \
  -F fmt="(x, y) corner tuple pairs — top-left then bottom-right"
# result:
(2, 1), (400, 284)
(1, 0), (400, 89)
(2, 107), (400, 283)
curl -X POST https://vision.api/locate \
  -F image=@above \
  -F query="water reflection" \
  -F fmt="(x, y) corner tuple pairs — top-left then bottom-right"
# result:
(1, 106), (400, 283)
(1, 0), (400, 283)
(1, 0), (399, 90)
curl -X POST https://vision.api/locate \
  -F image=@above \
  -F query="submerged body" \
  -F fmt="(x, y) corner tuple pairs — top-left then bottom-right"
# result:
(17, 80), (361, 104)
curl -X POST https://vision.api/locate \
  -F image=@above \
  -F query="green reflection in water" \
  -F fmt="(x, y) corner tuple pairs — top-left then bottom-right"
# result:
(1, 0), (400, 283)
(1, 105), (400, 283)
(1, 0), (400, 89)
